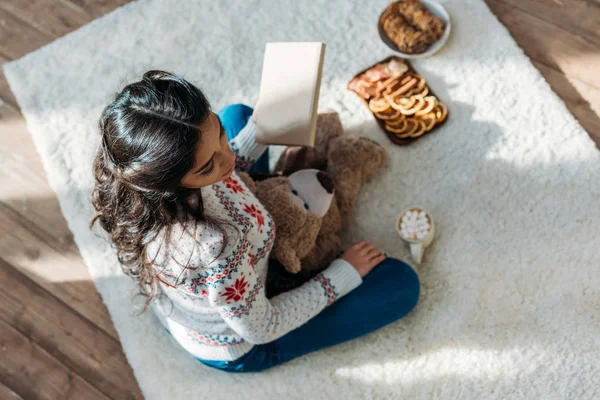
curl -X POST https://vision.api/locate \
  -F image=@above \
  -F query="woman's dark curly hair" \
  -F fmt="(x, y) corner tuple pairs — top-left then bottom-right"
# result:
(91, 70), (227, 312)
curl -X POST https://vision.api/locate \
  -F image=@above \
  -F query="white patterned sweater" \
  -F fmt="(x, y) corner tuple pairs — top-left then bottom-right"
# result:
(148, 119), (363, 361)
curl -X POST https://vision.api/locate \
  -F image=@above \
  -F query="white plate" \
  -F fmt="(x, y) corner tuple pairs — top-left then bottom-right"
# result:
(378, 0), (452, 59)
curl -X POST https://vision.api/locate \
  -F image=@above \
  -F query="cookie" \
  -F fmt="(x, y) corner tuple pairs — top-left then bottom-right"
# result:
(382, 9), (431, 54)
(397, 0), (446, 40)
(382, 0), (446, 55)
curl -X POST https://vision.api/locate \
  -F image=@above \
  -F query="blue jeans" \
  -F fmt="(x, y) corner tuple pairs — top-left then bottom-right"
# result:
(218, 104), (270, 174)
(198, 258), (420, 372)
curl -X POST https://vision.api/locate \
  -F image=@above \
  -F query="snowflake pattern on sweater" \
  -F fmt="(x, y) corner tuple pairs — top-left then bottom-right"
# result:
(149, 119), (363, 361)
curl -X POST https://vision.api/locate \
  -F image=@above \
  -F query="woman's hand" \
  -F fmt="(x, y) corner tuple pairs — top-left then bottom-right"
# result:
(341, 241), (386, 278)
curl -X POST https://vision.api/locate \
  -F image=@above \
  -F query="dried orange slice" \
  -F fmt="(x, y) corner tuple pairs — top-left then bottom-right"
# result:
(399, 95), (426, 115)
(388, 95), (415, 111)
(385, 119), (408, 133)
(420, 112), (437, 131)
(368, 98), (390, 113)
(406, 118), (422, 135)
(393, 118), (420, 138)
(434, 103), (448, 123)
(410, 120), (428, 137)
(374, 108), (401, 120)
(416, 96), (438, 116)
(385, 114), (407, 126)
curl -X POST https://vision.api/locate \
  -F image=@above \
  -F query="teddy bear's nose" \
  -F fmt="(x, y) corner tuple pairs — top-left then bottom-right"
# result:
(317, 171), (334, 194)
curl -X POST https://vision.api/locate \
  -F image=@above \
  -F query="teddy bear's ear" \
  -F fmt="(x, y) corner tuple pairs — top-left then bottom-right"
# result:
(314, 111), (344, 155)
(274, 146), (325, 176)
(273, 111), (344, 175)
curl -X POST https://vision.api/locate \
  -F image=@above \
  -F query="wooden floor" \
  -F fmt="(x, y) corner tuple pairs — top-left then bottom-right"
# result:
(0, 0), (599, 398)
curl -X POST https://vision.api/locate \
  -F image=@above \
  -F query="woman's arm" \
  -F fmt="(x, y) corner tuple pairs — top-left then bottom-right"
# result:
(151, 219), (363, 344)
(229, 119), (269, 172)
(205, 257), (362, 344)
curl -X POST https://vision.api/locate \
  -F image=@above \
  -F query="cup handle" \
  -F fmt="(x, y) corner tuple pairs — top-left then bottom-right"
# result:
(410, 243), (424, 264)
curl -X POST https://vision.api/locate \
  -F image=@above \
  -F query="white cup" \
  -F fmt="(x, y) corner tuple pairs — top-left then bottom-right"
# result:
(396, 207), (435, 264)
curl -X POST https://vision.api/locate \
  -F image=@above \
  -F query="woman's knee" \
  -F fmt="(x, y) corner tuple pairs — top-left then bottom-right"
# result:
(217, 103), (253, 121)
(217, 104), (254, 140)
(377, 258), (420, 311)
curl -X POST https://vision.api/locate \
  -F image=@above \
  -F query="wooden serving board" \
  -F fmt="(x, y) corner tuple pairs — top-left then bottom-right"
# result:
(348, 55), (449, 145)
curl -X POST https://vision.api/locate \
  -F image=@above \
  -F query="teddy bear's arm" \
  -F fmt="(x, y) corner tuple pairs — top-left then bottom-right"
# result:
(274, 242), (302, 274)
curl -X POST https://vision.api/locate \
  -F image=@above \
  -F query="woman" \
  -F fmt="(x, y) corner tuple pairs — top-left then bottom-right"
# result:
(91, 70), (420, 373)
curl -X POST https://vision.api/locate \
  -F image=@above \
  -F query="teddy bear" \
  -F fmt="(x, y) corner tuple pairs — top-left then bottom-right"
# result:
(239, 168), (337, 274)
(240, 111), (389, 280)
(290, 112), (389, 271)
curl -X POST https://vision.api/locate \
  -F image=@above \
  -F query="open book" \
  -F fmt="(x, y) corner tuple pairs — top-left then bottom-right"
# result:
(253, 42), (326, 147)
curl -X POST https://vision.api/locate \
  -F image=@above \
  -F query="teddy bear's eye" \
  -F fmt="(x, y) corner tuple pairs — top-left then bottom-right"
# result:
(292, 189), (298, 196)
(304, 203), (309, 210)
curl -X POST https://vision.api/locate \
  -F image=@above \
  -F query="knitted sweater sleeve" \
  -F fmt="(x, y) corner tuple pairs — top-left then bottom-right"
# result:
(205, 254), (363, 345)
(229, 119), (269, 172)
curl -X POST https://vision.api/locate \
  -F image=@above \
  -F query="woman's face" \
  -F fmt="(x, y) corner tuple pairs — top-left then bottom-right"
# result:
(180, 113), (236, 189)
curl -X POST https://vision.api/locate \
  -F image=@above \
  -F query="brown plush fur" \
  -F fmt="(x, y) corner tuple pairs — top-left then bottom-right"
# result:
(300, 135), (388, 269)
(274, 111), (344, 176)
(243, 111), (388, 273)
(238, 174), (323, 273)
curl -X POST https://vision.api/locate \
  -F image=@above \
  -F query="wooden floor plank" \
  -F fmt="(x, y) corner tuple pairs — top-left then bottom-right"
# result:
(0, 0), (94, 38)
(485, 0), (600, 90)
(65, 0), (129, 19)
(0, 117), (78, 245)
(0, 0), (93, 38)
(0, 382), (24, 400)
(0, 259), (143, 400)
(533, 60), (600, 141)
(0, 54), (18, 109)
(0, 116), (49, 179)
(495, 0), (600, 47)
(565, 74), (600, 117)
(0, 1), (598, 399)
(0, 116), (121, 338)
(0, 205), (119, 340)
(0, 103), (20, 121)
(0, 319), (109, 400)
(0, 9), (50, 59)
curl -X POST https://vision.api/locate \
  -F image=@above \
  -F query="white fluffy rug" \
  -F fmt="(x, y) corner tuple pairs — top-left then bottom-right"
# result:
(5, 0), (600, 398)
